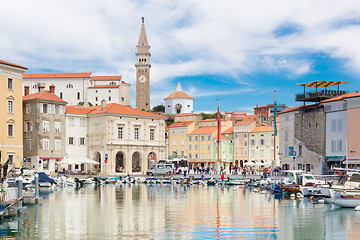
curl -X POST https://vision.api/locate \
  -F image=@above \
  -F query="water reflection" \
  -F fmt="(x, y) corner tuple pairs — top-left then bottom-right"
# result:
(1, 185), (360, 239)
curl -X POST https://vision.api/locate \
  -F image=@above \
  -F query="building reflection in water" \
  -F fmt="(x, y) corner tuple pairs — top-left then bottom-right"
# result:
(5, 185), (360, 239)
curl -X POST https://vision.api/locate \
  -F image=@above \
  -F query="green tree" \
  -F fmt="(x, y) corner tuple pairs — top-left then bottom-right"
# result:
(152, 104), (165, 112)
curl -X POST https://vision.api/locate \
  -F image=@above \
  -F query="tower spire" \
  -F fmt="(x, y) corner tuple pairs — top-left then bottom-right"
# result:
(137, 17), (150, 54)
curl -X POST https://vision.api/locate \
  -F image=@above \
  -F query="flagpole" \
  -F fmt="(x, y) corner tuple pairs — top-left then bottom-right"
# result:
(274, 91), (276, 169)
(217, 99), (220, 164)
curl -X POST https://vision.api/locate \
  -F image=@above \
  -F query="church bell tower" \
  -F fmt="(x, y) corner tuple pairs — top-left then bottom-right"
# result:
(135, 17), (151, 111)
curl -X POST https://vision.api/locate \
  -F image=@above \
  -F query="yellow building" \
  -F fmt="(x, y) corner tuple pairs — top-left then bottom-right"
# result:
(0, 60), (27, 166)
(168, 121), (196, 158)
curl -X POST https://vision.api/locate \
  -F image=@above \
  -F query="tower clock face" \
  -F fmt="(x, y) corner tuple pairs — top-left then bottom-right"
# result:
(139, 75), (146, 83)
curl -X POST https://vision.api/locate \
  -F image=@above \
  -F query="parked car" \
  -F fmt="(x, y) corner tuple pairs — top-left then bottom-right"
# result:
(146, 164), (174, 176)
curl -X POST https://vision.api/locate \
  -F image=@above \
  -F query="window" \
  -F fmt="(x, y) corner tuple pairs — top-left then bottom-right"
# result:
(7, 78), (13, 89)
(55, 140), (61, 150)
(195, 154), (198, 159)
(52, 105), (56, 114)
(260, 139), (265, 145)
(7, 154), (14, 165)
(260, 149), (264, 156)
(250, 150), (255, 156)
(299, 145), (302, 156)
(150, 129), (155, 140)
(25, 104), (31, 114)
(284, 146), (288, 156)
(7, 100), (14, 113)
(244, 141), (248, 147)
(25, 121), (32, 132)
(181, 130), (184, 135)
(189, 144), (192, 150)
(43, 139), (49, 150)
(195, 144), (198, 150)
(68, 137), (74, 145)
(40, 103), (47, 114)
(206, 123), (209, 126)
(201, 153), (204, 159)
(189, 116), (192, 120)
(172, 130), (175, 135)
(331, 120), (336, 132)
(118, 127), (123, 139)
(43, 121), (49, 132)
(172, 140), (176, 146)
(337, 119), (343, 131)
(43, 159), (49, 170)
(109, 90), (111, 93)
(66, 84), (73, 88)
(122, 97), (124, 101)
(60, 92), (63, 99)
(77, 92), (80, 100)
(181, 151), (184, 157)
(271, 139), (274, 145)
(26, 139), (31, 150)
(331, 140), (336, 152)
(195, 136), (198, 141)
(54, 122), (61, 132)
(208, 144), (211, 150)
(8, 123), (14, 137)
(59, 106), (64, 115)
(109, 96), (111, 101)
(208, 135), (211, 141)
(110, 81), (116, 85)
(251, 140), (255, 145)
(201, 136), (205, 141)
(79, 137), (85, 146)
(134, 128), (139, 140)
(180, 139), (184, 145)
(201, 144), (204, 150)
(188, 153), (192, 159)
(207, 153), (211, 159)
(337, 140), (343, 152)
(95, 97), (98, 101)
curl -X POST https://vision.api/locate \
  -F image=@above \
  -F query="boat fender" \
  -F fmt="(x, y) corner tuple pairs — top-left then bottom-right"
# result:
(318, 199), (325, 204)
(309, 196), (314, 202)
(290, 193), (295, 198)
(355, 206), (360, 211)
(296, 193), (304, 198)
(261, 191), (266, 194)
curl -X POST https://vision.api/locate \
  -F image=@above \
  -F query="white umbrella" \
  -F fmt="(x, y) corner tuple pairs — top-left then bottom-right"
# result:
(244, 162), (256, 166)
(80, 158), (100, 165)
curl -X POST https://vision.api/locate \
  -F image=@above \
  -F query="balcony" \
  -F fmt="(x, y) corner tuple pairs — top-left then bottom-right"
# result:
(296, 90), (348, 102)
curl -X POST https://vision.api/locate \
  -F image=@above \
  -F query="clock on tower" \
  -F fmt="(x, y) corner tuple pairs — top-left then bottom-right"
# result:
(135, 17), (151, 111)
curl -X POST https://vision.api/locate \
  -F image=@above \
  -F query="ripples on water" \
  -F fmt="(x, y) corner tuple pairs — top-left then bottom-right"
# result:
(1, 184), (360, 239)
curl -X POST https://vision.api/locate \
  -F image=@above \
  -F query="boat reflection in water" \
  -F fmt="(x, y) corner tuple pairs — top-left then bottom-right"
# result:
(1, 184), (360, 239)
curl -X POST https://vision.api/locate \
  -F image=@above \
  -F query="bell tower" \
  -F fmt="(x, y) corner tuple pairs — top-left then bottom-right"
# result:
(135, 17), (151, 111)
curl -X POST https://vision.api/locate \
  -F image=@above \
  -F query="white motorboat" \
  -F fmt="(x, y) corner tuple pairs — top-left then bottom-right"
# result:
(324, 197), (360, 208)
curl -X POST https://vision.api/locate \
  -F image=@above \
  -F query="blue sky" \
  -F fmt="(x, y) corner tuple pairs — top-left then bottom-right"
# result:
(2, 0), (360, 113)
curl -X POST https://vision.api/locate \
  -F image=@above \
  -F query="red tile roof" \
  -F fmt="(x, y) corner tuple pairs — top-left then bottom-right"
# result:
(23, 91), (67, 103)
(92, 76), (122, 81)
(201, 118), (216, 122)
(321, 91), (360, 103)
(66, 106), (99, 115)
(189, 127), (217, 135)
(88, 103), (166, 118)
(234, 115), (255, 125)
(213, 135), (230, 140)
(0, 60), (27, 70)
(88, 85), (120, 88)
(176, 113), (198, 117)
(250, 126), (277, 133)
(222, 127), (233, 134)
(164, 91), (194, 100)
(168, 122), (194, 128)
(23, 72), (92, 79)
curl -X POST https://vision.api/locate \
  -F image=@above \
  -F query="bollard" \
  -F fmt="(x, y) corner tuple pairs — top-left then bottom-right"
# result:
(35, 173), (40, 203)
(17, 176), (23, 213)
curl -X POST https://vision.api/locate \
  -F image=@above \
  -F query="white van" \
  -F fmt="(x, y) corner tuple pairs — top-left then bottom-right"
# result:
(146, 164), (174, 176)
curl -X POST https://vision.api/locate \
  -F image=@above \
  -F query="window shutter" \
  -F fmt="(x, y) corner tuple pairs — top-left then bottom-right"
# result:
(30, 122), (32, 131)
(40, 103), (43, 113)
(24, 122), (26, 132)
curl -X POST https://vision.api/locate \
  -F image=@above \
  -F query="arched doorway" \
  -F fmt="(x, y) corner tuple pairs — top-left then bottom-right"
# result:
(115, 152), (125, 173)
(235, 160), (239, 166)
(95, 152), (101, 172)
(148, 152), (156, 170)
(132, 152), (141, 173)
(240, 160), (243, 168)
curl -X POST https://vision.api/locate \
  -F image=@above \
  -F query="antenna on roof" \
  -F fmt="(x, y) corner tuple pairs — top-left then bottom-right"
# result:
(142, 17), (145, 24)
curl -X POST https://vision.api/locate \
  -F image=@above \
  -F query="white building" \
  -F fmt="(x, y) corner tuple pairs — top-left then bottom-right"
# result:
(66, 101), (167, 175)
(23, 73), (131, 106)
(164, 83), (194, 114)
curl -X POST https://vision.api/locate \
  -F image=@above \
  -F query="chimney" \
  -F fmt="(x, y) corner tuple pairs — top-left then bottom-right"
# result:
(49, 84), (55, 94)
(37, 83), (45, 92)
(24, 86), (29, 96)
(101, 100), (106, 110)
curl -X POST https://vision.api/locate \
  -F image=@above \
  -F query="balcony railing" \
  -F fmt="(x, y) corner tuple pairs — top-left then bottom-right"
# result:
(296, 90), (348, 102)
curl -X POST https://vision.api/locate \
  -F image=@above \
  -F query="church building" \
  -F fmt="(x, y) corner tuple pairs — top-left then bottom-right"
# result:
(164, 83), (194, 114)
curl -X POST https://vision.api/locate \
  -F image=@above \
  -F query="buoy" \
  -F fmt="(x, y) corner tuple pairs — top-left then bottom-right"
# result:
(355, 206), (360, 211)
(253, 189), (259, 193)
(297, 193), (304, 198)
(310, 196), (314, 202)
(233, 187), (238, 191)
(318, 199), (325, 204)
(290, 193), (295, 198)
(258, 188), (262, 191)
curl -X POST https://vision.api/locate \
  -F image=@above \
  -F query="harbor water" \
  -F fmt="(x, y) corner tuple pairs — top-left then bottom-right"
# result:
(1, 184), (360, 239)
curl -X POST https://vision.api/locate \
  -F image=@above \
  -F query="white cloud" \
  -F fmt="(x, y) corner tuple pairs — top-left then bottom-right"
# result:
(2, 0), (360, 106)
